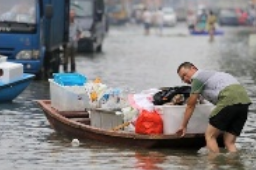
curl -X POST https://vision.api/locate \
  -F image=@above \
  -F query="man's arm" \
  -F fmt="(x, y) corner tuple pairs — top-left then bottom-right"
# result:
(176, 93), (199, 137)
(76, 22), (83, 39)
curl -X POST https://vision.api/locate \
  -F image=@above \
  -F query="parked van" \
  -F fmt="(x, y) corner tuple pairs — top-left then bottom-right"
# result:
(71, 0), (106, 53)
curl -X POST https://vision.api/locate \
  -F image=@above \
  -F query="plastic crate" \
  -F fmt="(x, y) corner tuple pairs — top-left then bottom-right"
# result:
(53, 73), (86, 86)
(90, 108), (124, 130)
(49, 79), (90, 111)
(155, 101), (214, 134)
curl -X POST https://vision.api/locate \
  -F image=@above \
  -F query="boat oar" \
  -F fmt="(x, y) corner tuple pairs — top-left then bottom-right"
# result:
(111, 122), (130, 131)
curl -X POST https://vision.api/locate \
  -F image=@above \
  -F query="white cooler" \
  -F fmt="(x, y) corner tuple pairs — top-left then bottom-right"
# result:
(155, 101), (214, 134)
(49, 79), (90, 111)
(0, 62), (23, 83)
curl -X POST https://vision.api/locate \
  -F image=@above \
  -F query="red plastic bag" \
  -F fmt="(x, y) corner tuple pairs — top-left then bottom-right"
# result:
(135, 110), (163, 135)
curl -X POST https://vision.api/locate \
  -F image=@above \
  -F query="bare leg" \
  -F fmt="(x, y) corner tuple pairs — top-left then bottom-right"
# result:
(70, 46), (76, 72)
(209, 29), (214, 42)
(144, 29), (149, 35)
(205, 124), (221, 153)
(63, 46), (70, 72)
(224, 132), (237, 152)
(147, 28), (150, 35)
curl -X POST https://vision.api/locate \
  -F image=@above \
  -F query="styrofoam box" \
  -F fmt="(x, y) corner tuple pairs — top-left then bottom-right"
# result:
(155, 101), (214, 134)
(0, 62), (23, 83)
(0, 55), (7, 63)
(49, 79), (90, 111)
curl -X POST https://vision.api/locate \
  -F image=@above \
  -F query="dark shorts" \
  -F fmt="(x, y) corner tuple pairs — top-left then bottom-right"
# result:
(209, 104), (249, 136)
(144, 23), (151, 30)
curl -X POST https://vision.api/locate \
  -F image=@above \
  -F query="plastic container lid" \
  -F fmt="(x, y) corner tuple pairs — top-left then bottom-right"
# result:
(53, 73), (87, 86)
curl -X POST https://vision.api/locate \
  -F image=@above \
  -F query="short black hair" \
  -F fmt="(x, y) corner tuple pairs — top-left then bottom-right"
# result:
(177, 62), (196, 73)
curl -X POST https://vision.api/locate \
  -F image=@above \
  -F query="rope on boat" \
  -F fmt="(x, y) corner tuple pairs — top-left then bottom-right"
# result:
(111, 122), (131, 131)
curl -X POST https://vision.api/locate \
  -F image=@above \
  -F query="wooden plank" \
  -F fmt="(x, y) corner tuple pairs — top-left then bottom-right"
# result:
(59, 111), (89, 118)
(70, 118), (91, 125)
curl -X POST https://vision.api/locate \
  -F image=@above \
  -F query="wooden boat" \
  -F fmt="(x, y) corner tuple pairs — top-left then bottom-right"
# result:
(0, 73), (35, 102)
(37, 100), (224, 149)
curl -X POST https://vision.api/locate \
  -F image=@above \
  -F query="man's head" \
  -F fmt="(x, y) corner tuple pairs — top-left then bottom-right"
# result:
(69, 9), (76, 21)
(177, 62), (198, 84)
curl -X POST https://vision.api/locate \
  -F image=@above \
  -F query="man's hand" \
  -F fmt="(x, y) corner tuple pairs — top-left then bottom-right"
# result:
(175, 94), (199, 137)
(176, 126), (187, 137)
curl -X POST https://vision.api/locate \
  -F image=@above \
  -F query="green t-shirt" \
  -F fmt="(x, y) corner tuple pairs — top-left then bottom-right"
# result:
(191, 70), (251, 116)
(211, 84), (251, 116)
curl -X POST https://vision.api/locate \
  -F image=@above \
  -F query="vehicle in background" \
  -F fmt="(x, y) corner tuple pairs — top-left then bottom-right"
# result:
(235, 8), (249, 25)
(105, 0), (129, 25)
(174, 7), (186, 21)
(218, 9), (240, 26)
(131, 3), (144, 24)
(162, 7), (177, 27)
(71, 0), (106, 53)
(0, 0), (70, 79)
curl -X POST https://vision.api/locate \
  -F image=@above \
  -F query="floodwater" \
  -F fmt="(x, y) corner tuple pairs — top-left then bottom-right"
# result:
(1, 23), (256, 170)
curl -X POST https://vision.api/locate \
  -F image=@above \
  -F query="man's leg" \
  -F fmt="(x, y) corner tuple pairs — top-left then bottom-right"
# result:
(209, 29), (214, 42)
(223, 132), (237, 152)
(205, 124), (221, 153)
(70, 46), (76, 72)
(223, 104), (249, 152)
(63, 46), (70, 72)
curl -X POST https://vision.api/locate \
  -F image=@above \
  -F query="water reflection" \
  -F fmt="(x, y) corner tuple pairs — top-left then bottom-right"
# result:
(133, 149), (247, 170)
(135, 151), (166, 170)
(204, 152), (246, 170)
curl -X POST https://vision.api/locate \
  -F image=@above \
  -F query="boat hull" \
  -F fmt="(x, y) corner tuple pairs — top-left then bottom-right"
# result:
(0, 73), (35, 102)
(37, 100), (224, 149)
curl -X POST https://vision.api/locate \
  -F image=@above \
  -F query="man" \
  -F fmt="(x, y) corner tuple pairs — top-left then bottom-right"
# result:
(142, 8), (152, 35)
(155, 7), (164, 36)
(196, 9), (207, 32)
(176, 62), (251, 153)
(63, 9), (82, 73)
(187, 10), (196, 31)
(207, 10), (217, 42)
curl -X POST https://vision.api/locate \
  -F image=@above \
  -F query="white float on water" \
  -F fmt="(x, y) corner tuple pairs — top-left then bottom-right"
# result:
(71, 139), (80, 147)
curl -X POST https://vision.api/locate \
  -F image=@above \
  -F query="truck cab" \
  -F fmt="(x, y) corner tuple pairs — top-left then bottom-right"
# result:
(0, 0), (41, 74)
(0, 0), (70, 79)
(71, 0), (106, 53)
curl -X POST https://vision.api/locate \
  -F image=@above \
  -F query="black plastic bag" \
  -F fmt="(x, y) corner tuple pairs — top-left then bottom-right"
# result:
(153, 86), (191, 105)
